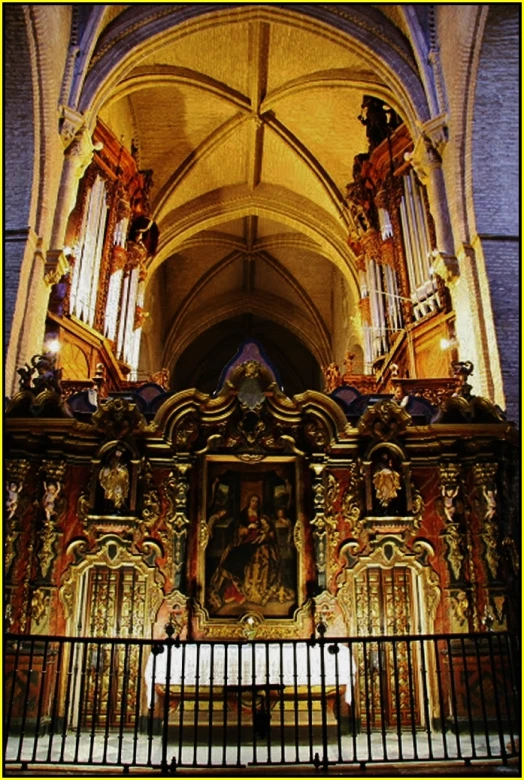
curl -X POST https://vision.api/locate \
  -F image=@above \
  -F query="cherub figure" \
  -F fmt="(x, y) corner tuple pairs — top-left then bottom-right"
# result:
(482, 484), (497, 522)
(42, 480), (61, 523)
(441, 484), (459, 524)
(6, 480), (23, 520)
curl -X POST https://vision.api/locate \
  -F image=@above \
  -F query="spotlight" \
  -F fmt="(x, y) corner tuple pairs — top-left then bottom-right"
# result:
(45, 338), (61, 354)
(440, 338), (457, 351)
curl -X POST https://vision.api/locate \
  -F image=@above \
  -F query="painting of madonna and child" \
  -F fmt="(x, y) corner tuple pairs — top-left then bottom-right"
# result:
(204, 461), (299, 618)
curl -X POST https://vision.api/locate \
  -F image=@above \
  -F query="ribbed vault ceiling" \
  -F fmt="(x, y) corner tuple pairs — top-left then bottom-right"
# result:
(91, 4), (422, 392)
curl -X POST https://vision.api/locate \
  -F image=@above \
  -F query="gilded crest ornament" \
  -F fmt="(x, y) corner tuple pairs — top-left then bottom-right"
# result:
(92, 396), (146, 440)
(358, 400), (410, 441)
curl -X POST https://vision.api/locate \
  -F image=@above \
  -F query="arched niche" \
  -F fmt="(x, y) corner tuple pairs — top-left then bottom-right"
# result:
(60, 535), (165, 638)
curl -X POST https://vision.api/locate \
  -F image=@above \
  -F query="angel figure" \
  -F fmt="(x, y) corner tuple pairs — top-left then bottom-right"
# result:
(441, 484), (460, 524)
(42, 480), (61, 523)
(482, 484), (497, 523)
(6, 480), (23, 520)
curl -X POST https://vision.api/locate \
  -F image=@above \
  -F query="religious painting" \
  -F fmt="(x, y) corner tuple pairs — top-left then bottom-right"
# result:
(202, 457), (300, 619)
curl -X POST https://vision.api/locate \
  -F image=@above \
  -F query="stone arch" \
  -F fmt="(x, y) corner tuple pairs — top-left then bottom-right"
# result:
(161, 289), (333, 373)
(75, 5), (431, 133)
(169, 315), (324, 396)
(5, 6), (40, 366)
(5, 6), (74, 395)
(151, 186), (359, 289)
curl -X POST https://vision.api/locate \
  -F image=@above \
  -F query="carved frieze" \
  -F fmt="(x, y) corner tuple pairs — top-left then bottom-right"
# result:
(341, 461), (364, 540)
(192, 598), (313, 640)
(309, 460), (328, 589)
(30, 587), (52, 633)
(450, 589), (469, 628)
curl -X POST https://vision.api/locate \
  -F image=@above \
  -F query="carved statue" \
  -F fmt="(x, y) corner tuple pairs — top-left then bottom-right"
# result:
(358, 96), (400, 150)
(42, 480), (61, 523)
(31, 354), (62, 395)
(6, 479), (23, 520)
(441, 484), (460, 524)
(482, 484), (497, 522)
(150, 367), (170, 389)
(17, 363), (34, 390)
(322, 362), (342, 393)
(452, 361), (474, 398)
(372, 455), (401, 508)
(99, 448), (130, 511)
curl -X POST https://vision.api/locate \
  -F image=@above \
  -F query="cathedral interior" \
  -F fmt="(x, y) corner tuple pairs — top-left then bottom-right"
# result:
(4, 4), (520, 775)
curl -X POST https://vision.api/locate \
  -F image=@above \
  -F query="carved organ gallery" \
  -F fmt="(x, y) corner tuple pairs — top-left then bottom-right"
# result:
(4, 5), (519, 773)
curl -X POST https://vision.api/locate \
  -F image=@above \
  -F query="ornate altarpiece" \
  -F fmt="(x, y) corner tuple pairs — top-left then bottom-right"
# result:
(5, 342), (518, 649)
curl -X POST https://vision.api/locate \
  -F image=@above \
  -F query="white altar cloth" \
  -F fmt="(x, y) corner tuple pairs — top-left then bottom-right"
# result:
(145, 642), (353, 704)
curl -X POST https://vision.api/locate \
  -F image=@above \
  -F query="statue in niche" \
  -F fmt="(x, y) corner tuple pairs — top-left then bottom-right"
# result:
(372, 453), (401, 511)
(99, 447), (130, 512)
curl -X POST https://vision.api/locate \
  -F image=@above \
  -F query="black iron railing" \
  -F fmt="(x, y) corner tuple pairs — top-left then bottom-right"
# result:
(4, 631), (519, 774)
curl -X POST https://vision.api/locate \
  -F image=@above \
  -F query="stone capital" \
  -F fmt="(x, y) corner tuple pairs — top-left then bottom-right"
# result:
(417, 113), (449, 155)
(64, 125), (101, 180)
(406, 114), (448, 184)
(44, 249), (70, 287)
(430, 249), (460, 284)
(59, 105), (85, 148)
(456, 242), (476, 263)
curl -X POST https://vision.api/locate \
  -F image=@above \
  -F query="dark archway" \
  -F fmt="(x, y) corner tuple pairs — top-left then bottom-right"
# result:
(172, 315), (322, 397)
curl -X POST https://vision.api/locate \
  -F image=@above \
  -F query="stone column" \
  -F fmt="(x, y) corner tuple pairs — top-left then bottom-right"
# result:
(46, 109), (99, 284)
(407, 117), (459, 283)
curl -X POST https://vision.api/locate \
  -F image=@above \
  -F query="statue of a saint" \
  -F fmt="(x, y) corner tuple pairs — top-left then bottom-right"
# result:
(99, 448), (130, 511)
(372, 455), (401, 508)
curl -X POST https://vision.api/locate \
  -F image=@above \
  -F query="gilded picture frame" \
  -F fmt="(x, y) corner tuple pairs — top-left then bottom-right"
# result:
(198, 455), (306, 628)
